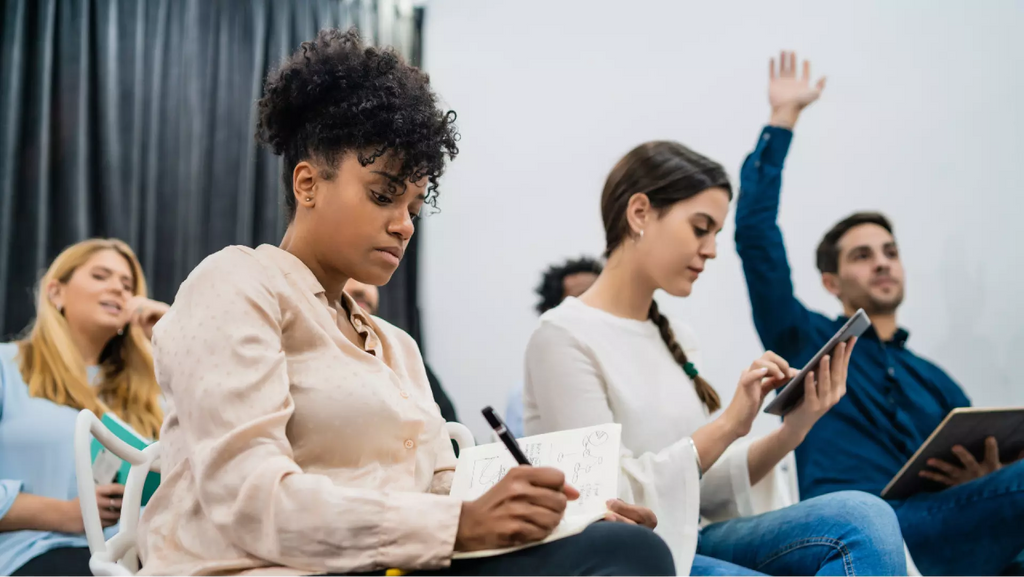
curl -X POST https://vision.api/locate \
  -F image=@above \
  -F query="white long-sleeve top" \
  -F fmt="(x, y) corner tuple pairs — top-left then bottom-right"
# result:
(524, 297), (790, 575)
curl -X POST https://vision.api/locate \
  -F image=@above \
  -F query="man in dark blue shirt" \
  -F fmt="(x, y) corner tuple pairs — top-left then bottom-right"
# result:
(735, 51), (1024, 576)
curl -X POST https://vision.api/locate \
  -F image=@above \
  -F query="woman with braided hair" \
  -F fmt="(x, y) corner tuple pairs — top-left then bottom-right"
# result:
(523, 140), (907, 576)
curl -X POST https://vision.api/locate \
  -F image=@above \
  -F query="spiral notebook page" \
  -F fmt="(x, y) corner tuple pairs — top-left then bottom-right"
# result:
(450, 423), (622, 559)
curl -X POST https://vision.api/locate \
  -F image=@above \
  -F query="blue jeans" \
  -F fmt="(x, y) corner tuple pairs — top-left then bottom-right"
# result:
(695, 491), (906, 576)
(889, 459), (1024, 576)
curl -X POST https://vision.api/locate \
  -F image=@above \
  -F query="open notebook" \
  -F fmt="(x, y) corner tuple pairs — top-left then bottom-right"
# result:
(449, 423), (622, 559)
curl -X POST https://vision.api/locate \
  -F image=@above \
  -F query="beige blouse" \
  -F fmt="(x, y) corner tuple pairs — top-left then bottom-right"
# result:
(137, 245), (461, 576)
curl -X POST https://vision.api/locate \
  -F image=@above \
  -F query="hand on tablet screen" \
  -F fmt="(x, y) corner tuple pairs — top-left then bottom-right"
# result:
(722, 351), (800, 438)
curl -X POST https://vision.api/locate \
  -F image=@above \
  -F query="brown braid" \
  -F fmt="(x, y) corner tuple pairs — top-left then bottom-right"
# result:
(648, 301), (721, 413)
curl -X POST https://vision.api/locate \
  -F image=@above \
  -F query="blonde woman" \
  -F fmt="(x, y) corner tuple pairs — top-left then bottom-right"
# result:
(0, 238), (168, 576)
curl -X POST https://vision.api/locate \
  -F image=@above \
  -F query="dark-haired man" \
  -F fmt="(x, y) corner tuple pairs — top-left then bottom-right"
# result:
(505, 257), (603, 437)
(735, 52), (1024, 575)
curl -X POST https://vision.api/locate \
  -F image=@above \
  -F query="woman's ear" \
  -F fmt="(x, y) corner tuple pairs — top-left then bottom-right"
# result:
(292, 161), (318, 209)
(625, 193), (652, 237)
(47, 280), (64, 312)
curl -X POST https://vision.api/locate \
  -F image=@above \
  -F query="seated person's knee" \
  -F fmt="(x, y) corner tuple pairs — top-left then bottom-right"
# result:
(815, 491), (903, 548)
(580, 523), (675, 576)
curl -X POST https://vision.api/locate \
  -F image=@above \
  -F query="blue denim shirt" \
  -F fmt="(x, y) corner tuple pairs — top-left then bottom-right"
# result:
(734, 126), (971, 499)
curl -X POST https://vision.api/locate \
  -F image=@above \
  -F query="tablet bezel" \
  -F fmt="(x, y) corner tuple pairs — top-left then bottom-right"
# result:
(762, 308), (871, 416)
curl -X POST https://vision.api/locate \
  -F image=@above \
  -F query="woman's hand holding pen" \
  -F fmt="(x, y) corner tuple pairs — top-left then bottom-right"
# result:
(455, 467), (579, 552)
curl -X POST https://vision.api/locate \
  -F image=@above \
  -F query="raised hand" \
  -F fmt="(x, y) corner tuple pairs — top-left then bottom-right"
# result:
(769, 50), (826, 129)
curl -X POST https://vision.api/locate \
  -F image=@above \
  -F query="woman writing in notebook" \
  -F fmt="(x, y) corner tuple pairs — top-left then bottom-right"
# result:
(0, 238), (168, 576)
(136, 29), (673, 576)
(523, 55), (907, 576)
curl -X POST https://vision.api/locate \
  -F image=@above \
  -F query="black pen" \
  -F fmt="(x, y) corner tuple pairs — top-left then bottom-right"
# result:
(482, 406), (531, 466)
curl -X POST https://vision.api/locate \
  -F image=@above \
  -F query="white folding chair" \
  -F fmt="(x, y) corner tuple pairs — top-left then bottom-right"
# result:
(74, 409), (476, 576)
(74, 409), (160, 576)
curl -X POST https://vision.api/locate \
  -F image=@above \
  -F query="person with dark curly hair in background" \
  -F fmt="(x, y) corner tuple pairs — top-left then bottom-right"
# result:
(534, 257), (604, 317)
(505, 257), (603, 438)
(136, 29), (674, 576)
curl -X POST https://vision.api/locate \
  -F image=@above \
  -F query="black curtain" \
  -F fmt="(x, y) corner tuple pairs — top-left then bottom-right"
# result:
(0, 0), (425, 343)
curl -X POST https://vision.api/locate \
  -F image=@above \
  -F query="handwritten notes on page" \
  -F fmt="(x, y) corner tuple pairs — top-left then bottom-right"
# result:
(449, 423), (622, 559)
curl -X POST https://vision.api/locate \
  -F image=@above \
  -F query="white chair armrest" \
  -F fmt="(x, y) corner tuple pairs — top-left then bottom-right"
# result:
(90, 561), (134, 576)
(74, 409), (161, 576)
(445, 422), (475, 452)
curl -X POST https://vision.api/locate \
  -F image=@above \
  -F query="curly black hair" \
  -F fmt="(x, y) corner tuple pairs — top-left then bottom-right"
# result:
(535, 256), (604, 315)
(256, 28), (459, 220)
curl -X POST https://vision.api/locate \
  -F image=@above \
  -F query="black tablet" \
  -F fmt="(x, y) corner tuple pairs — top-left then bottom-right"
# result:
(762, 309), (871, 416)
(881, 407), (1024, 500)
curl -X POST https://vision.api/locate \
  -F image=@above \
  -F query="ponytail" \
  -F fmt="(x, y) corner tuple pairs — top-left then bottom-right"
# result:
(648, 300), (721, 413)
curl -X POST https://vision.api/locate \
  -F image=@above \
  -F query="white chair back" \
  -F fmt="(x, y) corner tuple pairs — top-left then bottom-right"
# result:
(74, 412), (473, 576)
(74, 409), (161, 576)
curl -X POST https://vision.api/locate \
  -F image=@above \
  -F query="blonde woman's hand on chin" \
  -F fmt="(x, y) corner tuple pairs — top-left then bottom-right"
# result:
(121, 296), (171, 340)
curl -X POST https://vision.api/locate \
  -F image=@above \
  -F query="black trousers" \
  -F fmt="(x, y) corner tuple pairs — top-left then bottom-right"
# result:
(336, 522), (676, 576)
(13, 524), (674, 577)
(12, 546), (92, 576)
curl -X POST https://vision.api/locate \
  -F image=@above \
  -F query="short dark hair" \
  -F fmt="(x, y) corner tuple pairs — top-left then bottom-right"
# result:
(535, 257), (604, 315)
(256, 28), (459, 221)
(816, 212), (894, 274)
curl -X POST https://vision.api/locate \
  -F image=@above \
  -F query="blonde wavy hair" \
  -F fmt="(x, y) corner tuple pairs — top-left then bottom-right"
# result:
(17, 239), (163, 438)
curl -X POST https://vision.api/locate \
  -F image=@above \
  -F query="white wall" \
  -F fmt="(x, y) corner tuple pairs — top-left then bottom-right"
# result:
(419, 0), (1024, 439)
